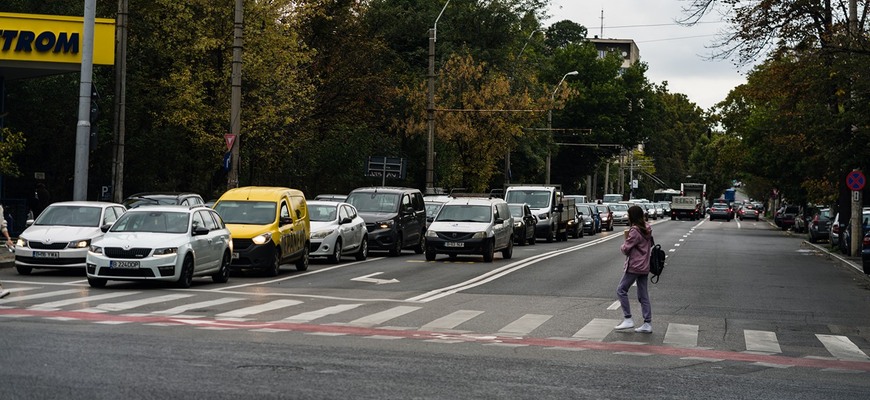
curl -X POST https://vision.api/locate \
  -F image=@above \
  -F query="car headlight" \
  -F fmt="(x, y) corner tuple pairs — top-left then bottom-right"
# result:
(514, 221), (523, 227)
(252, 232), (273, 245)
(376, 220), (394, 229)
(88, 245), (103, 254)
(69, 239), (91, 249)
(153, 247), (178, 256)
(16, 238), (28, 247)
(472, 232), (486, 239)
(311, 229), (335, 239)
(425, 230), (438, 237)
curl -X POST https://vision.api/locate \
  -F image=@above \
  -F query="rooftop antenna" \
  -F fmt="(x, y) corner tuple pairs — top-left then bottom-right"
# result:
(600, 8), (604, 38)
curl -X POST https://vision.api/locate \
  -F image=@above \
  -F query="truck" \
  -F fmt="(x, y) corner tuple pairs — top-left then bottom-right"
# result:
(504, 185), (576, 242)
(724, 188), (736, 203)
(672, 182), (707, 220)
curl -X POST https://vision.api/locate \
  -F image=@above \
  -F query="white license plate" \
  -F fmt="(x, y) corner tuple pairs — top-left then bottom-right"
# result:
(33, 251), (59, 259)
(232, 252), (239, 259)
(444, 242), (464, 248)
(110, 260), (140, 269)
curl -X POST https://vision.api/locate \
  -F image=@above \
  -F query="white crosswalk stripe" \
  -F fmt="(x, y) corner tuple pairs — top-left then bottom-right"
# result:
(816, 334), (870, 361)
(0, 289), (82, 305)
(744, 330), (781, 354)
(152, 297), (246, 316)
(78, 294), (195, 313)
(420, 310), (483, 331)
(29, 291), (141, 311)
(497, 314), (551, 337)
(279, 304), (363, 323)
(215, 299), (302, 319)
(346, 305), (421, 327)
(573, 318), (620, 341)
(663, 323), (699, 348)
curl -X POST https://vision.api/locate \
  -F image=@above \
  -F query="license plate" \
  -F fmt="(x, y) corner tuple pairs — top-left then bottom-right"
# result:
(232, 252), (239, 259)
(33, 251), (59, 259)
(444, 242), (464, 248)
(110, 260), (140, 269)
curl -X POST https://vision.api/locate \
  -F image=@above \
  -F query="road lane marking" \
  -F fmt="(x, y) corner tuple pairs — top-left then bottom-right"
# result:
(498, 314), (552, 337)
(744, 330), (782, 354)
(214, 299), (302, 319)
(213, 257), (384, 291)
(279, 303), (362, 323)
(346, 305), (421, 327)
(663, 323), (699, 348)
(78, 294), (194, 313)
(0, 289), (83, 305)
(573, 318), (620, 341)
(607, 301), (620, 310)
(421, 310), (484, 331)
(816, 334), (870, 360)
(152, 297), (246, 316)
(29, 291), (140, 311)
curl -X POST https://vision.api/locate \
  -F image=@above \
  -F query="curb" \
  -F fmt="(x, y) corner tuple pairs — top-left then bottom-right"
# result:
(801, 240), (868, 278)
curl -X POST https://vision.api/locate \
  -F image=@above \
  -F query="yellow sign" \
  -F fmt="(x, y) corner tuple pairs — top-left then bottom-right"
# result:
(0, 12), (115, 65)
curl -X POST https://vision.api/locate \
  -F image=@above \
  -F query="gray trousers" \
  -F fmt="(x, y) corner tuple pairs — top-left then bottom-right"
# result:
(616, 272), (651, 323)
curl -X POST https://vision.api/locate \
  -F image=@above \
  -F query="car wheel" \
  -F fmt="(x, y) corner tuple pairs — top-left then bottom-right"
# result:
(212, 252), (231, 283)
(502, 238), (513, 260)
(355, 237), (368, 261)
(808, 233), (816, 244)
(88, 277), (107, 288)
(389, 234), (403, 257)
(176, 256), (194, 289)
(608, 225), (614, 232)
(546, 226), (555, 243)
(413, 232), (425, 254)
(572, 227), (580, 239)
(295, 246), (309, 271)
(529, 234), (537, 245)
(267, 248), (282, 277)
(425, 246), (436, 261)
(15, 265), (32, 275)
(482, 239), (494, 262)
(328, 239), (343, 263)
(448, 253), (458, 260)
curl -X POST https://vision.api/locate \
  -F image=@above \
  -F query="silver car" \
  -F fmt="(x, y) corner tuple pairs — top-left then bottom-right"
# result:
(308, 201), (368, 263)
(606, 203), (629, 225)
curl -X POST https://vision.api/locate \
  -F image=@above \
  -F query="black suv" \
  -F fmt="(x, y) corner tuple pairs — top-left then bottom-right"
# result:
(122, 192), (205, 209)
(345, 187), (426, 256)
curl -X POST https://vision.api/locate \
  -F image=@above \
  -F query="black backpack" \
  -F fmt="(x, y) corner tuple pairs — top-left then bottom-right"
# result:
(649, 238), (666, 283)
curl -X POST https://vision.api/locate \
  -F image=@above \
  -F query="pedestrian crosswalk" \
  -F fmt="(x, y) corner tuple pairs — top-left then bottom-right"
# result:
(1, 287), (868, 362)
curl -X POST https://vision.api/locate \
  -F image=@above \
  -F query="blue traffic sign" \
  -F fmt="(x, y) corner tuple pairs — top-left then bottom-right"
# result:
(222, 152), (232, 172)
(846, 170), (865, 191)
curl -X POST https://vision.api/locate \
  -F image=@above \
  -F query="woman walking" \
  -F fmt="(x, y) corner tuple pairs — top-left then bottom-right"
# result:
(614, 205), (653, 333)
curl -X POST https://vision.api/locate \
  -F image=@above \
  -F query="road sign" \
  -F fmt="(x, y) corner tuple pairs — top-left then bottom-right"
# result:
(846, 170), (865, 191)
(366, 156), (406, 179)
(222, 151), (231, 172)
(224, 134), (236, 150)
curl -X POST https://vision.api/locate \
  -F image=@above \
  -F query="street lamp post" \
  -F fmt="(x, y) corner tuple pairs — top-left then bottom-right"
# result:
(546, 71), (578, 185)
(426, 1), (450, 194)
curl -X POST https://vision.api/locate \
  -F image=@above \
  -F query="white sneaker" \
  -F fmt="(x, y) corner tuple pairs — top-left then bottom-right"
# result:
(0, 289), (9, 299)
(614, 318), (634, 330)
(635, 323), (652, 333)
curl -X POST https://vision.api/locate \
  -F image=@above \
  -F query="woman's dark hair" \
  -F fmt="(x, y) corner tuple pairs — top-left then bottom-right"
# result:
(627, 205), (649, 235)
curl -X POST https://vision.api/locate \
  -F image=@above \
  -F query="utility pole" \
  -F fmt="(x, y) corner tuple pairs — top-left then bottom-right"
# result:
(111, 0), (128, 203)
(426, 1), (450, 194)
(74, 0), (97, 200)
(227, 0), (243, 189)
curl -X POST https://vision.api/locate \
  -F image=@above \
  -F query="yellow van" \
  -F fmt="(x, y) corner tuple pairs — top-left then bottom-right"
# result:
(213, 187), (310, 275)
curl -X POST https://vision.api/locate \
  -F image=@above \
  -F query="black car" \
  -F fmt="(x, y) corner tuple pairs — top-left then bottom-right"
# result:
(508, 203), (537, 245)
(345, 187), (426, 256)
(122, 192), (205, 209)
(807, 208), (831, 243)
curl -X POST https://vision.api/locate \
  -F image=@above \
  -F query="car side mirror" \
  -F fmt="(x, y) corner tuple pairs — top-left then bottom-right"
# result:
(495, 218), (504, 225)
(192, 226), (210, 236)
(426, 216), (434, 223)
(340, 217), (353, 224)
(26, 219), (35, 228)
(100, 224), (112, 233)
(280, 216), (293, 225)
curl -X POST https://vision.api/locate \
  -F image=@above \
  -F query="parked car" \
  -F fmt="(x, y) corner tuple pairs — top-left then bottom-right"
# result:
(596, 204), (614, 231)
(424, 196), (514, 262)
(830, 211), (845, 250)
(840, 208), (870, 256)
(86, 205), (232, 288)
(862, 231), (870, 274)
(122, 192), (205, 209)
(606, 203), (629, 226)
(346, 187), (426, 256)
(709, 204), (732, 221)
(214, 186), (311, 275)
(575, 204), (597, 235)
(807, 208), (831, 243)
(307, 201), (368, 263)
(508, 203), (538, 245)
(737, 205), (760, 221)
(313, 194), (347, 202)
(14, 201), (127, 275)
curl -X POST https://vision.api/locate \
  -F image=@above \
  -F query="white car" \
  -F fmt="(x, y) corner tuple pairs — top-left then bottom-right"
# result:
(14, 201), (127, 275)
(308, 201), (368, 263)
(86, 205), (232, 288)
(424, 197), (514, 262)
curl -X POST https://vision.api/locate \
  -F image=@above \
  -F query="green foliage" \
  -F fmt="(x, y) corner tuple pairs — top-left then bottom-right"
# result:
(0, 128), (26, 177)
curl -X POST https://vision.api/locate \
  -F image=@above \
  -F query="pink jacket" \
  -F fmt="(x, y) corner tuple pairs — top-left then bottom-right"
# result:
(620, 223), (652, 274)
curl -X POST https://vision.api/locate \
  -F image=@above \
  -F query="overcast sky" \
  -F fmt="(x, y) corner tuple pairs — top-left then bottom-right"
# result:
(547, 0), (750, 110)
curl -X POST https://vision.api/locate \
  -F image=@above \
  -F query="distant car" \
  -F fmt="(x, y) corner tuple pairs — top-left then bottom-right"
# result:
(14, 201), (128, 275)
(830, 211), (845, 249)
(346, 187), (426, 256)
(581, 203), (602, 231)
(508, 203), (537, 245)
(596, 204), (614, 231)
(840, 209), (870, 256)
(807, 208), (831, 243)
(709, 204), (732, 221)
(424, 195), (453, 229)
(314, 194), (347, 202)
(641, 203), (657, 220)
(307, 201), (368, 263)
(123, 192), (205, 209)
(777, 206), (800, 231)
(862, 231), (870, 274)
(575, 204), (597, 235)
(737, 205), (759, 221)
(606, 203), (629, 226)
(86, 205), (232, 288)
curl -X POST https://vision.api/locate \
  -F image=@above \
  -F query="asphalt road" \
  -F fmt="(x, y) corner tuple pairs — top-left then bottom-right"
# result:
(1, 216), (869, 399)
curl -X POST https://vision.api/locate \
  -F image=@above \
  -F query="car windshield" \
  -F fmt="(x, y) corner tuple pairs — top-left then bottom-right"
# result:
(576, 205), (590, 215)
(309, 204), (338, 222)
(597, 205), (609, 213)
(508, 205), (523, 216)
(425, 202), (444, 218)
(505, 190), (550, 209)
(346, 192), (400, 213)
(436, 205), (491, 223)
(123, 196), (180, 209)
(111, 211), (189, 233)
(213, 201), (277, 225)
(34, 205), (103, 227)
(609, 204), (628, 211)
